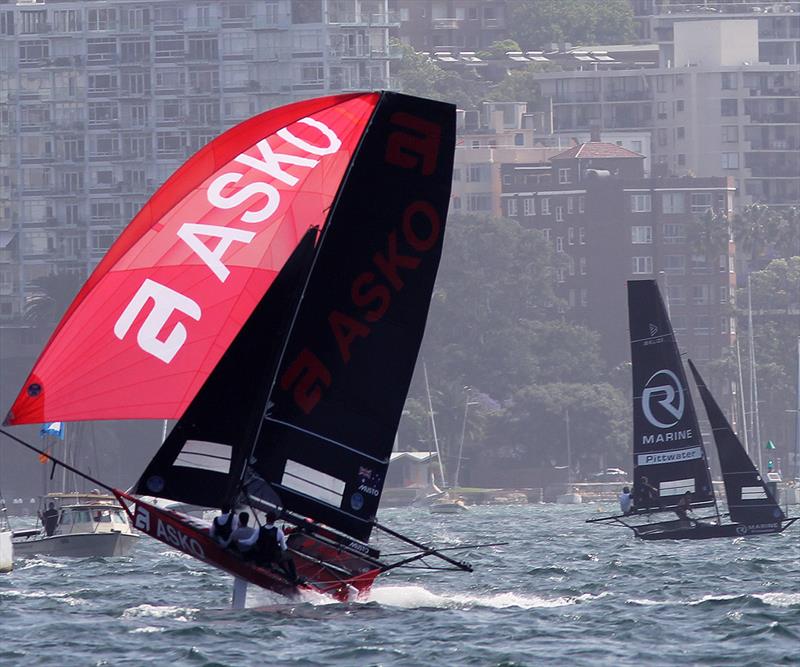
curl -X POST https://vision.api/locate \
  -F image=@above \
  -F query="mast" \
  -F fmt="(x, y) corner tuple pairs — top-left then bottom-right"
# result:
(423, 361), (446, 488)
(795, 336), (800, 481)
(565, 408), (573, 486)
(747, 275), (764, 473)
(453, 386), (473, 490)
(735, 338), (750, 457)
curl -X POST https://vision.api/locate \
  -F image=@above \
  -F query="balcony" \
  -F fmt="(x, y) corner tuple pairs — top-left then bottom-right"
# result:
(606, 90), (650, 102)
(553, 92), (600, 103)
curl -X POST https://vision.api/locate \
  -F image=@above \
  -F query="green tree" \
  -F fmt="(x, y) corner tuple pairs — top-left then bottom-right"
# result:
(737, 257), (800, 456)
(506, 0), (636, 50)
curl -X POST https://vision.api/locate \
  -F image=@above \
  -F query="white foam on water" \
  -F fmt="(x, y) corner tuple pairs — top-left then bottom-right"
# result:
(122, 604), (197, 622)
(0, 589), (86, 606)
(129, 626), (166, 634)
(361, 585), (610, 610)
(754, 592), (800, 608)
(628, 594), (744, 607)
(16, 558), (68, 570)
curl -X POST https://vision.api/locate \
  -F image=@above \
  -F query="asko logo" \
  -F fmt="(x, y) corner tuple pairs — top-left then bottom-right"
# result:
(642, 369), (685, 429)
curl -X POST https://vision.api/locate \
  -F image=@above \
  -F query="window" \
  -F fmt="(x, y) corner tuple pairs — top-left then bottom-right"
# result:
(567, 197), (574, 214)
(578, 196), (585, 213)
(558, 168), (571, 184)
(721, 152), (739, 169)
(467, 193), (491, 212)
(507, 199), (518, 217)
(556, 237), (564, 252)
(568, 228), (575, 245)
(657, 128), (667, 146)
(555, 206), (564, 222)
(579, 227), (586, 244)
(662, 193), (685, 214)
(720, 316), (729, 334)
(632, 257), (653, 274)
(691, 193), (713, 213)
(667, 285), (685, 305)
(676, 127), (685, 140)
(557, 267), (566, 283)
(543, 228), (551, 241)
(694, 315), (710, 335)
(451, 196), (461, 210)
(121, 40), (149, 63)
(467, 164), (488, 183)
(721, 72), (736, 90)
(721, 126), (738, 143)
(523, 198), (535, 216)
(664, 254), (685, 274)
(721, 99), (737, 116)
(677, 154), (686, 166)
(663, 223), (686, 243)
(88, 8), (116, 31)
(540, 198), (550, 215)
(631, 226), (653, 244)
(19, 40), (49, 63)
(580, 288), (588, 307)
(631, 194), (652, 212)
(692, 285), (710, 305)
(568, 256), (575, 276)
(155, 36), (185, 60)
(676, 99), (684, 112)
(579, 257), (587, 275)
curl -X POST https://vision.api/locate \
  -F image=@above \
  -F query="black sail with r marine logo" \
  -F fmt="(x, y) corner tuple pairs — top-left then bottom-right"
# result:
(628, 280), (715, 511)
(249, 93), (455, 542)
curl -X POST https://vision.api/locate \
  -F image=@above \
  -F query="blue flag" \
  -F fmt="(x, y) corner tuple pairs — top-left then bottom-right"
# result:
(40, 422), (65, 440)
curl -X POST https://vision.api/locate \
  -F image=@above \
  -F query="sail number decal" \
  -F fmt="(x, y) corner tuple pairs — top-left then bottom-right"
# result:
(281, 111), (444, 415)
(114, 117), (343, 364)
(642, 369), (685, 428)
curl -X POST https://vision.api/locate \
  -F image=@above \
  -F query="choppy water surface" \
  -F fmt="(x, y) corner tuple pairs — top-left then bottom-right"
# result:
(2, 504), (798, 666)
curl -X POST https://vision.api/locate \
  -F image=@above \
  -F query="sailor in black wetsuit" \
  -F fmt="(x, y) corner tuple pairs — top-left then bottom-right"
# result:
(209, 505), (239, 545)
(256, 511), (300, 584)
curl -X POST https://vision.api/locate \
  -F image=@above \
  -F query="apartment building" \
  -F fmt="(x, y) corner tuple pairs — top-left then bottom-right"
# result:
(500, 144), (736, 368)
(631, 0), (800, 66)
(390, 0), (507, 52)
(533, 19), (799, 210)
(0, 0), (396, 321)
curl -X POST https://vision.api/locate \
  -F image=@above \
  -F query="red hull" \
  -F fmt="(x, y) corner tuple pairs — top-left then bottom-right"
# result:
(115, 491), (380, 602)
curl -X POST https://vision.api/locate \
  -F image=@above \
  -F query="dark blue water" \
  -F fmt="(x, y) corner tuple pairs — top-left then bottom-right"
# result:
(2, 505), (798, 666)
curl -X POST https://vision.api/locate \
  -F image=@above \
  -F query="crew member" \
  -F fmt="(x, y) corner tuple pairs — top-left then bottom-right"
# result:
(40, 502), (59, 537)
(224, 511), (259, 557)
(256, 511), (300, 584)
(618, 487), (634, 515)
(637, 476), (662, 510)
(674, 491), (694, 525)
(210, 505), (238, 545)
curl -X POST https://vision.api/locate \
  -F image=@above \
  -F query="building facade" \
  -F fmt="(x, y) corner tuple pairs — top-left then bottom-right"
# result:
(500, 143), (736, 368)
(532, 19), (799, 211)
(0, 0), (396, 321)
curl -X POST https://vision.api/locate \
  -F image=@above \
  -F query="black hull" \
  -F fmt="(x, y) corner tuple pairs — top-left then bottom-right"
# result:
(635, 517), (798, 540)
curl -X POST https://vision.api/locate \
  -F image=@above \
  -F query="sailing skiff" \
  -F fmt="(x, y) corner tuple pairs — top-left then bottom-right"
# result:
(2, 92), (480, 602)
(589, 280), (796, 540)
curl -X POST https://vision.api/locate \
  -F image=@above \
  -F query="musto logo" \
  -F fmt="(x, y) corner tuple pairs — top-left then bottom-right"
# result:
(642, 369), (684, 429)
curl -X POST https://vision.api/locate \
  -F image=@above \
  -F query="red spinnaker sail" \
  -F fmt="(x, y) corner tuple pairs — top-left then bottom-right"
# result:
(5, 93), (380, 425)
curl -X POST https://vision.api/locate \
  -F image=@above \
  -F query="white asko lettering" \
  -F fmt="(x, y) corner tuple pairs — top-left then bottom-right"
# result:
(641, 428), (693, 445)
(155, 518), (206, 558)
(114, 117), (342, 363)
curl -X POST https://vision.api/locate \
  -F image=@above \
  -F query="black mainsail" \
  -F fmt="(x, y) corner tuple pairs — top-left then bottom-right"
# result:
(135, 92), (455, 544)
(688, 360), (786, 525)
(628, 280), (715, 511)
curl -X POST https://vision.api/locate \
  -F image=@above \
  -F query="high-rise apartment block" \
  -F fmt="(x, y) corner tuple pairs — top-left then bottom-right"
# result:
(0, 0), (396, 321)
(500, 146), (736, 367)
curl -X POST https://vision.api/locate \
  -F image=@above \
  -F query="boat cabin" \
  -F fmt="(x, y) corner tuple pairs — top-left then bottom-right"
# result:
(38, 493), (132, 536)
